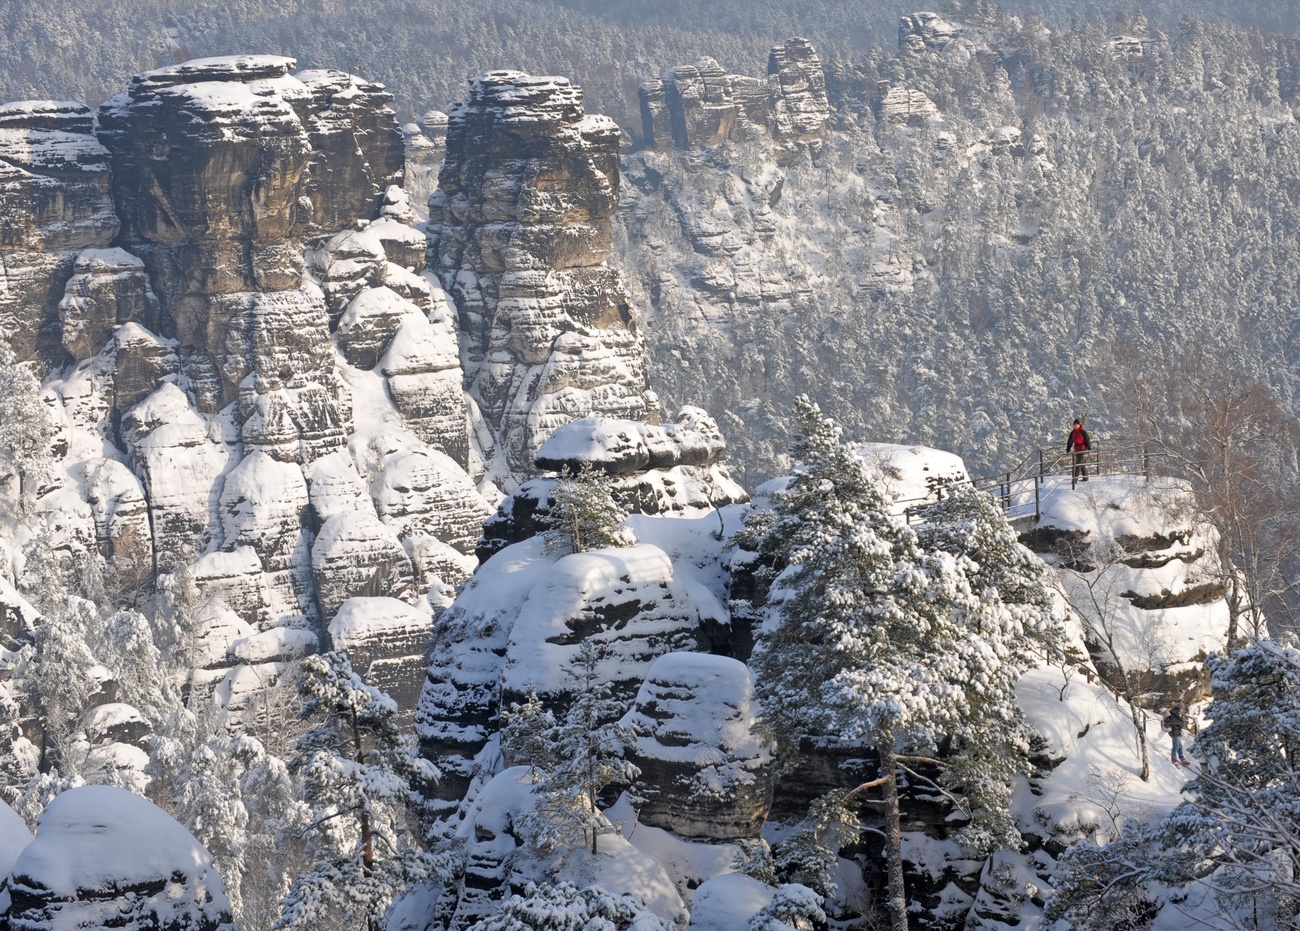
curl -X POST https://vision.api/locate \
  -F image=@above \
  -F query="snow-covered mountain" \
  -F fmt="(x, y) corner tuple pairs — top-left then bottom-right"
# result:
(0, 10), (1289, 930)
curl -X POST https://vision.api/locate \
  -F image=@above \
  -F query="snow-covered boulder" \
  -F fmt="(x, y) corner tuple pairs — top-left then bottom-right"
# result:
(1, 785), (232, 931)
(685, 873), (777, 930)
(622, 653), (774, 840)
(311, 511), (415, 620)
(57, 248), (160, 360)
(328, 596), (433, 711)
(500, 544), (716, 708)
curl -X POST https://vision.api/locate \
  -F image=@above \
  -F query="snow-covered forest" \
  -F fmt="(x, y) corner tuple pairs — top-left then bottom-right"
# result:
(2, 1), (1300, 930)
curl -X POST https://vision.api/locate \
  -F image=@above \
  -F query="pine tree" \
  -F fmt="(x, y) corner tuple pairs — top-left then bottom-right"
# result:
(274, 651), (445, 931)
(0, 342), (55, 505)
(524, 639), (640, 857)
(748, 883), (828, 931)
(464, 881), (669, 931)
(748, 398), (1060, 931)
(1158, 641), (1300, 924)
(542, 463), (634, 554)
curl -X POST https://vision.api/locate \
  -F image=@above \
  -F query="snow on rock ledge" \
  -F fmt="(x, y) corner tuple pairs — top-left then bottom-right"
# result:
(622, 652), (775, 841)
(1, 785), (233, 931)
(328, 596), (433, 712)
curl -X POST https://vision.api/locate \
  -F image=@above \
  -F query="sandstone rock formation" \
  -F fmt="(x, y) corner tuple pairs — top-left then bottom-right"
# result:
(429, 71), (658, 487)
(2, 786), (233, 931)
(478, 408), (748, 559)
(0, 56), (490, 723)
(0, 100), (118, 366)
(622, 652), (774, 840)
(639, 38), (829, 162)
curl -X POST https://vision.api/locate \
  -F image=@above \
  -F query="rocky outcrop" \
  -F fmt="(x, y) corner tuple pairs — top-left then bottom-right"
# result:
(899, 12), (963, 53)
(639, 39), (829, 162)
(622, 653), (774, 840)
(403, 110), (447, 218)
(294, 69), (404, 234)
(0, 101), (118, 366)
(767, 38), (831, 152)
(2, 786), (233, 931)
(429, 71), (658, 487)
(478, 409), (748, 559)
(327, 597), (432, 712)
(312, 512), (415, 621)
(56, 248), (160, 360)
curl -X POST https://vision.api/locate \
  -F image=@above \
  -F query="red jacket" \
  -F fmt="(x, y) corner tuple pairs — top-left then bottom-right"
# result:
(1067, 425), (1090, 452)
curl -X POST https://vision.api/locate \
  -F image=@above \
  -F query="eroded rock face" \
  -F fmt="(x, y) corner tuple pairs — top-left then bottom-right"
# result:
(0, 100), (118, 366)
(639, 39), (829, 162)
(478, 408), (748, 559)
(294, 69), (404, 234)
(622, 652), (775, 840)
(429, 71), (658, 486)
(899, 12), (963, 53)
(327, 597), (432, 712)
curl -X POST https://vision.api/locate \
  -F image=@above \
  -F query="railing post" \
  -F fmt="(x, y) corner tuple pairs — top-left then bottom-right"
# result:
(1039, 449), (1044, 478)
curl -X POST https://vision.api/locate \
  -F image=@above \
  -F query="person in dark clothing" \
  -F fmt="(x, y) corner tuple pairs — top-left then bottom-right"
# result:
(1163, 702), (1190, 765)
(1067, 418), (1091, 489)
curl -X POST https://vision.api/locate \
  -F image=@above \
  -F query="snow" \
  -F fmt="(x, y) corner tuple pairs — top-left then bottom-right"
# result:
(855, 441), (969, 513)
(228, 626), (318, 664)
(501, 543), (706, 697)
(0, 798), (32, 880)
(605, 794), (751, 904)
(622, 652), (768, 770)
(329, 596), (431, 643)
(685, 873), (776, 930)
(6, 785), (230, 919)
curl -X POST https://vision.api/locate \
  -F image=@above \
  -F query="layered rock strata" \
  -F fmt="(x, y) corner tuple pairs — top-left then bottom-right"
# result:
(0, 56), (487, 722)
(477, 408), (748, 560)
(0, 100), (118, 366)
(639, 38), (829, 161)
(622, 652), (775, 840)
(429, 71), (658, 487)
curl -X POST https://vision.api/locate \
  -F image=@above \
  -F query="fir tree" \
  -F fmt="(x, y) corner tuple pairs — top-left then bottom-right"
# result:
(1159, 641), (1300, 925)
(524, 639), (640, 857)
(274, 651), (445, 931)
(465, 881), (669, 931)
(542, 463), (634, 554)
(748, 883), (828, 931)
(0, 342), (55, 505)
(748, 398), (1060, 931)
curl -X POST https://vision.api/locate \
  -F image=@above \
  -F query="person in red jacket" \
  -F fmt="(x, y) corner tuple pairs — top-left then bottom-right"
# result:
(1067, 418), (1091, 489)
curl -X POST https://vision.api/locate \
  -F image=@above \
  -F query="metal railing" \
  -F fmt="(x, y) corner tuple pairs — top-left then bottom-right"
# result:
(901, 441), (1167, 526)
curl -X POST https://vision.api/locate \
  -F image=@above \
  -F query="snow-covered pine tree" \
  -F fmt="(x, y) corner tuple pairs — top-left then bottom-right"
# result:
(1159, 640), (1300, 924)
(748, 883), (828, 931)
(464, 881), (669, 931)
(275, 651), (445, 931)
(771, 788), (858, 898)
(748, 398), (1058, 931)
(525, 639), (639, 856)
(542, 463), (634, 554)
(0, 342), (55, 505)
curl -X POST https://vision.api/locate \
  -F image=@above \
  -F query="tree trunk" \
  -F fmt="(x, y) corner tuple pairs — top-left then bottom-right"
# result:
(880, 744), (909, 931)
(351, 704), (374, 874)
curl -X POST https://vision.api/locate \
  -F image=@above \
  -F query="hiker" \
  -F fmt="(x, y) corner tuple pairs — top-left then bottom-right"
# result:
(1066, 418), (1091, 489)
(1163, 702), (1190, 766)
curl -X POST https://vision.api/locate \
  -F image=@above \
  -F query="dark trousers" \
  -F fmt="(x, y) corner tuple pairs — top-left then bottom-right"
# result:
(1072, 451), (1089, 486)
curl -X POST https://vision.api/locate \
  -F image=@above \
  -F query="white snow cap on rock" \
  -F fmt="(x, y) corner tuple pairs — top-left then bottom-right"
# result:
(4, 785), (231, 929)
